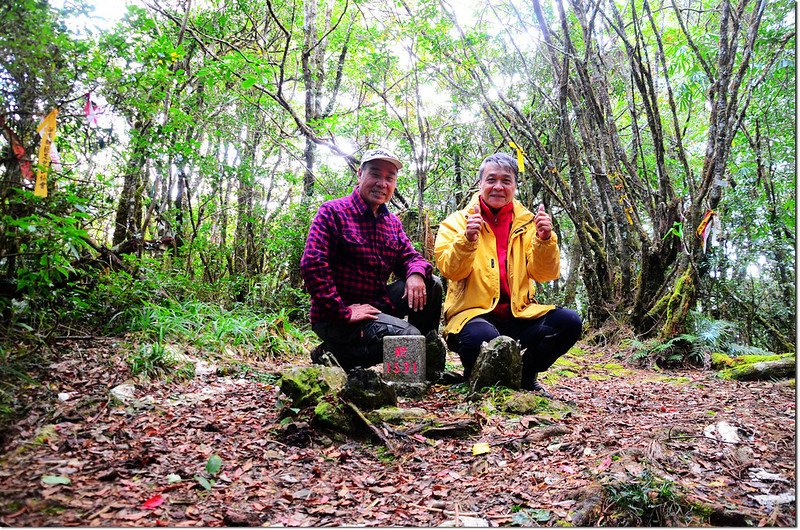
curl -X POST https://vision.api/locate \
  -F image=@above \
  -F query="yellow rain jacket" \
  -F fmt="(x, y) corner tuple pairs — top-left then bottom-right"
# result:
(434, 192), (560, 336)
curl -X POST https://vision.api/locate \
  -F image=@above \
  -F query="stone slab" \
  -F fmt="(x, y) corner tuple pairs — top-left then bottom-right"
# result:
(382, 335), (426, 384)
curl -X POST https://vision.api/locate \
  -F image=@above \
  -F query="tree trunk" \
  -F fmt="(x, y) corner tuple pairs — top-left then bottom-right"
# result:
(112, 121), (148, 246)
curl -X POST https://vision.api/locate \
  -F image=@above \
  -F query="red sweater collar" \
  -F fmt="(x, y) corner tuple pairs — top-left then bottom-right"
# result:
(478, 196), (514, 220)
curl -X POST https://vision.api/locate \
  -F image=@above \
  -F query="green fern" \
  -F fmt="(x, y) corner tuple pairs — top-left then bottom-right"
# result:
(727, 343), (773, 357)
(691, 312), (735, 351)
(629, 311), (776, 367)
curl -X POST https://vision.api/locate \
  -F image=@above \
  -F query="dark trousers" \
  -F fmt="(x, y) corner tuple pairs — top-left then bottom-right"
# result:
(446, 307), (582, 386)
(312, 276), (443, 372)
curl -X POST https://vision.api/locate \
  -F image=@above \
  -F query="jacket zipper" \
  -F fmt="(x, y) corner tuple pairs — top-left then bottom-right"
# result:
(512, 221), (534, 236)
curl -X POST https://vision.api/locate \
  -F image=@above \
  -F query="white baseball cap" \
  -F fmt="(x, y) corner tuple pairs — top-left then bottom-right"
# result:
(360, 148), (403, 170)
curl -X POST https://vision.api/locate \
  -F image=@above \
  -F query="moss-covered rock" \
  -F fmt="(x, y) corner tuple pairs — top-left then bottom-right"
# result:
(736, 353), (792, 364)
(425, 332), (447, 380)
(368, 406), (428, 425)
(312, 400), (354, 433)
(500, 392), (549, 414)
(718, 357), (796, 381)
(710, 352), (734, 369)
(278, 366), (347, 408)
(469, 336), (522, 393)
(340, 367), (397, 410)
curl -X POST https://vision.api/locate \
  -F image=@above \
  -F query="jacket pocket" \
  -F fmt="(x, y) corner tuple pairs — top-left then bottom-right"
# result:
(342, 230), (366, 246)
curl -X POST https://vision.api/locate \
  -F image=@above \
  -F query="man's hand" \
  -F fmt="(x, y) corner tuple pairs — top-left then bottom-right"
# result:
(403, 273), (427, 312)
(465, 203), (482, 242)
(348, 303), (381, 323)
(535, 204), (552, 240)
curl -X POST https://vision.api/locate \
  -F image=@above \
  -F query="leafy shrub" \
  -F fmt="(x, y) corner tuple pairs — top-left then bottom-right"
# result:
(0, 192), (95, 332)
(262, 202), (314, 289)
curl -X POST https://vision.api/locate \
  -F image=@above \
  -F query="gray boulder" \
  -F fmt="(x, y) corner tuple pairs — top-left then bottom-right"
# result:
(425, 331), (448, 381)
(469, 336), (522, 393)
(340, 367), (397, 410)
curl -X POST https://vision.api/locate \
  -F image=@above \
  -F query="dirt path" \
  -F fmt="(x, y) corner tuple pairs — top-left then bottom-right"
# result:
(0, 342), (795, 526)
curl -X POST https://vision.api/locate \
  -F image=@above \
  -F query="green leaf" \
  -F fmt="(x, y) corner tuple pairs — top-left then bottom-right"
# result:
(510, 509), (551, 526)
(166, 473), (182, 484)
(205, 454), (222, 476)
(195, 475), (212, 491)
(41, 475), (71, 485)
(241, 76), (257, 89)
(529, 509), (551, 522)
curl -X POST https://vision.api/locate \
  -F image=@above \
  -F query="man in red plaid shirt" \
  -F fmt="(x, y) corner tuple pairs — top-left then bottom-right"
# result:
(300, 148), (442, 372)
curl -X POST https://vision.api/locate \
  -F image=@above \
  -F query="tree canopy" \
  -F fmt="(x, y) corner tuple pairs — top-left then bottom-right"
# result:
(0, 0), (795, 358)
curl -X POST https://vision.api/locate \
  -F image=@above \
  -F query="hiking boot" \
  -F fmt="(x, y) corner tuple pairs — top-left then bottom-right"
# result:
(436, 371), (465, 385)
(310, 344), (341, 369)
(310, 344), (325, 364)
(521, 372), (553, 398)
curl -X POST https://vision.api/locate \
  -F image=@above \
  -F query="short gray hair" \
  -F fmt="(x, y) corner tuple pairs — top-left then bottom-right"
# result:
(478, 153), (518, 182)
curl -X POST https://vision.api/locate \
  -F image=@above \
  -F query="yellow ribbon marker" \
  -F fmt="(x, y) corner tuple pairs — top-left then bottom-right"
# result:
(35, 109), (59, 197)
(624, 206), (634, 225)
(508, 141), (525, 174)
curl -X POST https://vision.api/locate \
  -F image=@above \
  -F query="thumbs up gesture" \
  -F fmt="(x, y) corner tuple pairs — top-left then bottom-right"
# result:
(465, 203), (482, 242)
(534, 204), (552, 240)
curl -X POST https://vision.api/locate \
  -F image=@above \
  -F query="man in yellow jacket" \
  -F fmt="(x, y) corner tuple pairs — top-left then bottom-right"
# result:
(434, 153), (582, 395)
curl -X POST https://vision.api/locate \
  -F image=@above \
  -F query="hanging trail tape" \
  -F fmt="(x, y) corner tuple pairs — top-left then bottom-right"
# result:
(508, 141), (524, 174)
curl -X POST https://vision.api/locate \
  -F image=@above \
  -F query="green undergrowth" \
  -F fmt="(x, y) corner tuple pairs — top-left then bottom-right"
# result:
(118, 300), (315, 379)
(479, 385), (574, 420)
(602, 471), (700, 526)
(565, 346), (591, 357)
(125, 300), (313, 359)
(126, 342), (196, 381)
(2, 257), (315, 387)
(222, 363), (281, 384)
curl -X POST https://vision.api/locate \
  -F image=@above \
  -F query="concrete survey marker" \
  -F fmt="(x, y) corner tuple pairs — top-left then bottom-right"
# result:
(382, 335), (426, 385)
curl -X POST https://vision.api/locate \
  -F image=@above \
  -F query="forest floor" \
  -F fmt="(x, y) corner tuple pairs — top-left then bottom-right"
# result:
(0, 338), (795, 527)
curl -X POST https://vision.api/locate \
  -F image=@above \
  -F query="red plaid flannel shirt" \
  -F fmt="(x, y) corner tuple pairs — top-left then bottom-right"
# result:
(300, 189), (432, 324)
